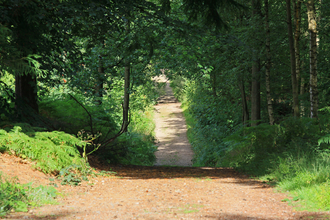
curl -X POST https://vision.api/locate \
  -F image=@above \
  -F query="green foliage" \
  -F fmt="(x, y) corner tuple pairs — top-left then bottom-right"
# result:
(223, 117), (322, 175)
(220, 116), (330, 210)
(0, 174), (28, 216)
(0, 124), (86, 174)
(58, 164), (89, 186)
(171, 76), (240, 167)
(95, 107), (157, 166)
(24, 183), (58, 207)
(0, 172), (57, 217)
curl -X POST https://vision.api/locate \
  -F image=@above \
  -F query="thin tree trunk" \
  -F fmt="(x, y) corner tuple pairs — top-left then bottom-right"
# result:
(286, 0), (299, 117)
(251, 0), (261, 127)
(251, 61), (260, 126)
(123, 17), (131, 132)
(123, 64), (130, 132)
(307, 0), (318, 118)
(239, 77), (249, 126)
(294, 0), (303, 116)
(95, 55), (104, 105)
(265, 0), (274, 125)
(300, 76), (305, 115)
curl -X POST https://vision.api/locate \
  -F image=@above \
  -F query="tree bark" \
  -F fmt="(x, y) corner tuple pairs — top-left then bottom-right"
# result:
(15, 73), (39, 113)
(251, 0), (261, 127)
(264, 0), (274, 125)
(123, 17), (131, 132)
(251, 61), (260, 126)
(123, 63), (130, 132)
(306, 0), (318, 118)
(239, 77), (249, 126)
(95, 55), (105, 105)
(286, 0), (299, 117)
(294, 0), (303, 116)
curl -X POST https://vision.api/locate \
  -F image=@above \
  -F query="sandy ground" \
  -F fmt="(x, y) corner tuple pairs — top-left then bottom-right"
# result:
(153, 76), (194, 166)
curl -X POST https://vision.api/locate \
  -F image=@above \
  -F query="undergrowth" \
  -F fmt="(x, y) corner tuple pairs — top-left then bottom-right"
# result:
(0, 124), (86, 174)
(171, 75), (330, 211)
(0, 172), (57, 217)
(170, 76), (239, 167)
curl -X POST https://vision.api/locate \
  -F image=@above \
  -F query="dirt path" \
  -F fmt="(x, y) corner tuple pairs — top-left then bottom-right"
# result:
(153, 76), (194, 166)
(2, 154), (327, 220)
(2, 77), (328, 219)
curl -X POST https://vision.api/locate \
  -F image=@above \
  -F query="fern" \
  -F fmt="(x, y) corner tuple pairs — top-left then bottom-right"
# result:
(0, 123), (86, 174)
(318, 134), (330, 145)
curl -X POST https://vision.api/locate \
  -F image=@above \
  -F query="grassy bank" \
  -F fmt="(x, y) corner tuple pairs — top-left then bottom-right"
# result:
(170, 76), (330, 211)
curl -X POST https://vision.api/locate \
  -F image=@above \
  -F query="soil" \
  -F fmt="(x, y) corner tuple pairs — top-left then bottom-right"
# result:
(1, 77), (330, 220)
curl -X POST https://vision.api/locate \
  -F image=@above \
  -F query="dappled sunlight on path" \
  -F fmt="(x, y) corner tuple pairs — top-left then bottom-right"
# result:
(153, 75), (194, 166)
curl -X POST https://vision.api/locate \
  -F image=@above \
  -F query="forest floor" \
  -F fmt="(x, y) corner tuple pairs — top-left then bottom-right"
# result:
(1, 78), (330, 219)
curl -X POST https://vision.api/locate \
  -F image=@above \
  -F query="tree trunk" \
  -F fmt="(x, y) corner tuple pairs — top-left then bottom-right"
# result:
(123, 17), (131, 133)
(307, 0), (318, 118)
(264, 0), (274, 125)
(251, 0), (261, 127)
(294, 0), (303, 116)
(123, 63), (130, 132)
(251, 61), (260, 126)
(15, 73), (39, 113)
(95, 55), (104, 105)
(239, 77), (249, 126)
(286, 0), (299, 117)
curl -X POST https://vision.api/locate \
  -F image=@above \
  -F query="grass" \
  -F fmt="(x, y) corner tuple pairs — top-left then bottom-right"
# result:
(0, 172), (57, 217)
(177, 204), (204, 214)
(259, 150), (330, 211)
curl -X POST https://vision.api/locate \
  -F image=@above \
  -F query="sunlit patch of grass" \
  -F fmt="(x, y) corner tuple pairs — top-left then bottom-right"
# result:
(193, 177), (212, 182)
(262, 150), (330, 211)
(177, 204), (203, 214)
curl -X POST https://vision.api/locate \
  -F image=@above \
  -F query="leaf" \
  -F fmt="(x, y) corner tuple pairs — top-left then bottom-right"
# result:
(318, 134), (330, 145)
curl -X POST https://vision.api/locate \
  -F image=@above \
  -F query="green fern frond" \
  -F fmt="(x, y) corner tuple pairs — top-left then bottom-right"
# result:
(318, 134), (330, 145)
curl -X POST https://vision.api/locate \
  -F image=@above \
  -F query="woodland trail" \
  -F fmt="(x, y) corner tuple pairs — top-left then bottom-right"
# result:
(2, 153), (327, 220)
(2, 78), (328, 219)
(153, 76), (194, 166)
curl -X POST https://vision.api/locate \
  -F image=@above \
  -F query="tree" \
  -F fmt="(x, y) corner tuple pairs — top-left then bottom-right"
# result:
(306, 0), (318, 118)
(286, 0), (299, 117)
(264, 0), (274, 125)
(0, 0), (82, 115)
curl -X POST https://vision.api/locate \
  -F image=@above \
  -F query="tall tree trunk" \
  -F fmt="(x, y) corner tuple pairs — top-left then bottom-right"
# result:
(123, 17), (131, 132)
(251, 61), (260, 126)
(15, 73), (39, 113)
(123, 63), (130, 132)
(239, 77), (249, 126)
(286, 0), (299, 117)
(307, 0), (318, 118)
(95, 55), (104, 105)
(294, 0), (304, 116)
(264, 0), (274, 125)
(251, 0), (261, 127)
